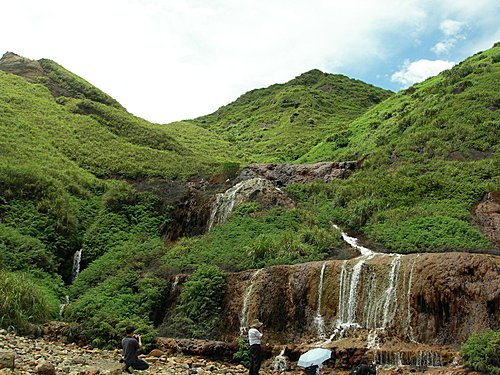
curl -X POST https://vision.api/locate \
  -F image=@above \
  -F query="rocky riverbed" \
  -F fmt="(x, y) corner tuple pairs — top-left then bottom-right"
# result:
(0, 330), (478, 375)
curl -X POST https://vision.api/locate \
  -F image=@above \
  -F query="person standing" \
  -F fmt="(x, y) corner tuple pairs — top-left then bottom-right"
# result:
(248, 319), (264, 375)
(121, 326), (149, 373)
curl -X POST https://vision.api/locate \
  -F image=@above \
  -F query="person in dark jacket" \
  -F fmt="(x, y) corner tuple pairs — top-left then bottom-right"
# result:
(351, 355), (376, 375)
(121, 326), (149, 373)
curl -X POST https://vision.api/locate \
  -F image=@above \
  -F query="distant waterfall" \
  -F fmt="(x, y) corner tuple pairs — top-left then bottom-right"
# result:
(240, 269), (262, 332)
(71, 249), (82, 281)
(59, 295), (70, 317)
(208, 178), (277, 231)
(314, 263), (327, 337)
(171, 275), (180, 293)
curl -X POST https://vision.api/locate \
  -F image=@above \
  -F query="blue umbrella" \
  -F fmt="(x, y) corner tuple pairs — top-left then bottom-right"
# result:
(297, 347), (332, 367)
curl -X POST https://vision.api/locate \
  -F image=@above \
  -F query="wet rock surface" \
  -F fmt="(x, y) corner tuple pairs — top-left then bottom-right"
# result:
(217, 253), (500, 346)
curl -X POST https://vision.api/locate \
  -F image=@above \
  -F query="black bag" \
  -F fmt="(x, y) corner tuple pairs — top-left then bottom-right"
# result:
(349, 365), (361, 375)
(304, 364), (319, 375)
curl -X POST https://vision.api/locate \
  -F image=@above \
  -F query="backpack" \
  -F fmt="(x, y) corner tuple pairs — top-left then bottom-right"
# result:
(304, 365), (318, 375)
(350, 364), (377, 375)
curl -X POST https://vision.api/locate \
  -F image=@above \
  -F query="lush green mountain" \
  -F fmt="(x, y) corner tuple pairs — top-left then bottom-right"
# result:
(193, 69), (392, 162)
(0, 52), (236, 335)
(295, 44), (500, 252)
(0, 52), (238, 180)
(0, 45), (498, 348)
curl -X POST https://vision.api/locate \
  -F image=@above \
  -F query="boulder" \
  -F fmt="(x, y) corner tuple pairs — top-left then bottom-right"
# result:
(35, 362), (56, 375)
(148, 349), (165, 357)
(0, 352), (15, 370)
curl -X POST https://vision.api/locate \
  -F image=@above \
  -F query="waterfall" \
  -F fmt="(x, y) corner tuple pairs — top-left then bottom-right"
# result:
(59, 295), (70, 317)
(71, 249), (82, 281)
(405, 255), (418, 342)
(415, 351), (444, 368)
(335, 258), (365, 335)
(382, 255), (401, 328)
(171, 275), (180, 292)
(374, 350), (444, 367)
(240, 269), (262, 333)
(314, 263), (327, 337)
(272, 347), (288, 371)
(208, 178), (277, 230)
(332, 224), (375, 257)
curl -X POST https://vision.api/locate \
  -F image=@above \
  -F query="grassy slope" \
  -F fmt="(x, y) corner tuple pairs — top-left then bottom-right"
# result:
(0, 58), (238, 180)
(0, 59), (236, 334)
(194, 69), (392, 162)
(295, 45), (500, 252)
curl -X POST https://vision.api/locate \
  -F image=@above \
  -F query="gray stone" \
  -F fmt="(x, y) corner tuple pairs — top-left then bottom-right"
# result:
(0, 352), (15, 370)
(35, 362), (56, 375)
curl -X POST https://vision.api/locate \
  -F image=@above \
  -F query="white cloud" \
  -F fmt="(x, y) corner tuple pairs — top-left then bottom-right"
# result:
(391, 59), (455, 86)
(440, 19), (465, 36)
(0, 0), (498, 122)
(432, 19), (467, 55)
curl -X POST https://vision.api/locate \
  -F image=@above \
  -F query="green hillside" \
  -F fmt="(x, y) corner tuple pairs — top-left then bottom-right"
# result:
(0, 53), (237, 180)
(194, 69), (392, 162)
(296, 44), (500, 252)
(0, 45), (499, 346)
(0, 53), (237, 335)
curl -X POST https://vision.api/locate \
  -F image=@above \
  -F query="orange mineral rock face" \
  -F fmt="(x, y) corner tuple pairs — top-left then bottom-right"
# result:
(212, 252), (499, 348)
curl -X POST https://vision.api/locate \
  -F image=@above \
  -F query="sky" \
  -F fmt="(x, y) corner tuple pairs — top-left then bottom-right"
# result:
(1, 0), (499, 124)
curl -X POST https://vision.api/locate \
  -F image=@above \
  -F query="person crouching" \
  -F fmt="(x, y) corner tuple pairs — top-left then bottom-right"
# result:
(121, 326), (149, 373)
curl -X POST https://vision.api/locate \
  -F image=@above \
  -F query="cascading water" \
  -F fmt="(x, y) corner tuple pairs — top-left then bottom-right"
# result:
(339, 260), (364, 325)
(171, 275), (180, 293)
(208, 178), (281, 230)
(375, 350), (444, 367)
(332, 224), (375, 258)
(331, 259), (364, 340)
(240, 269), (262, 333)
(59, 295), (70, 317)
(382, 255), (401, 328)
(71, 249), (82, 281)
(272, 347), (288, 371)
(405, 255), (418, 342)
(314, 263), (327, 337)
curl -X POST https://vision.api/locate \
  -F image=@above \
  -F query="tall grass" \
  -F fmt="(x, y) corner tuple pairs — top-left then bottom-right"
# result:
(0, 271), (55, 332)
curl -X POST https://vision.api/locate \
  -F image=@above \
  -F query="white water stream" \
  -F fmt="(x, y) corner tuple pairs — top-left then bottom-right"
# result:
(332, 224), (375, 258)
(59, 295), (70, 317)
(208, 178), (281, 230)
(71, 249), (82, 281)
(272, 347), (288, 371)
(382, 255), (401, 328)
(314, 263), (327, 337)
(240, 269), (262, 333)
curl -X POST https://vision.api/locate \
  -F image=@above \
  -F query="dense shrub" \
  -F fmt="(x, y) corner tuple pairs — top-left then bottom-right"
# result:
(161, 265), (226, 339)
(0, 271), (57, 332)
(461, 329), (500, 374)
(233, 336), (251, 368)
(163, 207), (343, 272)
